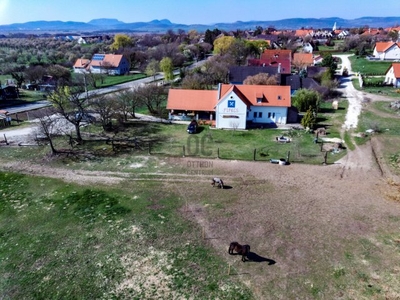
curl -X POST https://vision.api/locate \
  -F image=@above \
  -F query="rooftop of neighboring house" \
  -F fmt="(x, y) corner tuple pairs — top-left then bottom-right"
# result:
(247, 58), (291, 74)
(295, 29), (314, 37)
(261, 49), (292, 61)
(89, 53), (124, 68)
(293, 53), (314, 66)
(387, 63), (400, 78)
(228, 66), (282, 84)
(374, 41), (400, 52)
(73, 58), (90, 68)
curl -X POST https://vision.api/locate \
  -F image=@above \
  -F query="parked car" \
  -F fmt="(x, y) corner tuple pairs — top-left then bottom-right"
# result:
(75, 112), (96, 123)
(187, 120), (198, 134)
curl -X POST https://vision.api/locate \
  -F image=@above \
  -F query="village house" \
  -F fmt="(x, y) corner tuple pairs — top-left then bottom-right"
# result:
(384, 63), (400, 87)
(73, 54), (129, 75)
(167, 84), (295, 129)
(372, 41), (400, 60)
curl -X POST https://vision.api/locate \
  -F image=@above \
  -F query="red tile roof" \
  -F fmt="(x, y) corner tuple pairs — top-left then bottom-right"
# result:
(374, 41), (400, 52)
(389, 63), (400, 78)
(295, 29), (313, 37)
(219, 84), (291, 107)
(167, 89), (218, 111)
(167, 85), (291, 111)
(261, 49), (292, 61)
(73, 58), (90, 68)
(90, 54), (124, 67)
(293, 53), (314, 66)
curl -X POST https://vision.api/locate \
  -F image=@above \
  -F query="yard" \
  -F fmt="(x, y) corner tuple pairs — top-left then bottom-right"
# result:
(348, 56), (392, 75)
(1, 55), (400, 299)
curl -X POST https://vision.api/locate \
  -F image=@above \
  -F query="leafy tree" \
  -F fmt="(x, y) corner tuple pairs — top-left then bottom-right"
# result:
(243, 73), (278, 85)
(292, 89), (321, 112)
(159, 57), (174, 81)
(301, 106), (316, 129)
(110, 34), (133, 51)
(10, 72), (25, 88)
(47, 65), (71, 82)
(213, 36), (235, 55)
(321, 53), (337, 77)
(145, 59), (160, 80)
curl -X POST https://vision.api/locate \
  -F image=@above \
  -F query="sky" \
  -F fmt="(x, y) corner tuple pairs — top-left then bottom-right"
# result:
(1, 0), (400, 26)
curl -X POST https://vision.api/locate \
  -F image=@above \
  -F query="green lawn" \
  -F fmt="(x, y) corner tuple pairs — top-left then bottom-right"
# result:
(352, 78), (400, 98)
(349, 56), (392, 75)
(0, 171), (252, 299)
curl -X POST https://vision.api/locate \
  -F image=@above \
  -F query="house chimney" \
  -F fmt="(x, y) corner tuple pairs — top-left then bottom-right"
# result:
(278, 63), (281, 74)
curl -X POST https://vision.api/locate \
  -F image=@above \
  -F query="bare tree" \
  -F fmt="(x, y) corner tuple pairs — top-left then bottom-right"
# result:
(47, 83), (91, 142)
(115, 88), (141, 120)
(136, 83), (167, 116)
(31, 107), (61, 155)
(90, 94), (115, 131)
(243, 73), (278, 85)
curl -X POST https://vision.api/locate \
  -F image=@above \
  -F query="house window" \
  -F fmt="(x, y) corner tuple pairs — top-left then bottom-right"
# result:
(272, 113), (275, 118)
(268, 112), (271, 118)
(257, 98), (262, 103)
(258, 112), (262, 118)
(277, 95), (281, 100)
(246, 112), (249, 118)
(253, 112), (257, 118)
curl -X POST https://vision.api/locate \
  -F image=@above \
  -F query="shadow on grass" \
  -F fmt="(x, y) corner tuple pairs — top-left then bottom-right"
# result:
(247, 252), (276, 265)
(222, 185), (233, 190)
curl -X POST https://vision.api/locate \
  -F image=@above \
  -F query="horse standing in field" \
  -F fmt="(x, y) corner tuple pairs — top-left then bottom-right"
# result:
(228, 242), (251, 262)
(211, 177), (224, 189)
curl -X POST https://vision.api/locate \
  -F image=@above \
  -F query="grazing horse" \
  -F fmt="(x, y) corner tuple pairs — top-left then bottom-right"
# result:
(228, 242), (250, 262)
(211, 177), (224, 189)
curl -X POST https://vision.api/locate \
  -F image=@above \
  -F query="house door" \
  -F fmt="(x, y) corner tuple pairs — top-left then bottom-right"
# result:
(274, 113), (281, 124)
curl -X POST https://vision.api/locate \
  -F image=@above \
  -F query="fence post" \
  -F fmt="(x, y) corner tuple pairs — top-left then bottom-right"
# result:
(253, 148), (256, 161)
(182, 145), (185, 157)
(217, 147), (220, 159)
(286, 150), (290, 163)
(323, 151), (328, 165)
(320, 141), (323, 152)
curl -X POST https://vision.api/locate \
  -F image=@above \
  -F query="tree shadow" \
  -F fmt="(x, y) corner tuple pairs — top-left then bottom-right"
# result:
(246, 252), (276, 265)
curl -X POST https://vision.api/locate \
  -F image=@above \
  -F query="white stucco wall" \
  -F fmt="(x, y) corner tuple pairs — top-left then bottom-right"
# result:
(384, 46), (400, 60)
(215, 92), (247, 129)
(247, 106), (288, 124)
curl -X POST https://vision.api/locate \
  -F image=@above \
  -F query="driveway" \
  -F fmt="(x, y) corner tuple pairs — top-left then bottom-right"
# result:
(334, 54), (363, 130)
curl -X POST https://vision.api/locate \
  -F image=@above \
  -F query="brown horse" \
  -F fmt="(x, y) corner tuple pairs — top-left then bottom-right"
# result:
(228, 242), (250, 262)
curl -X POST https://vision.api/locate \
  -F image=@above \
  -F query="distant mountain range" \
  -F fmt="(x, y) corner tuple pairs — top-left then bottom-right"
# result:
(1, 17), (400, 34)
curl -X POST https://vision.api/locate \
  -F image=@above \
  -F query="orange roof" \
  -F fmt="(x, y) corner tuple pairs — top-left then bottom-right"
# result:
(167, 85), (291, 112)
(293, 53), (314, 66)
(261, 49), (292, 61)
(295, 29), (313, 37)
(388, 63), (400, 78)
(375, 41), (400, 52)
(90, 54), (124, 67)
(167, 89), (218, 111)
(73, 58), (90, 68)
(219, 84), (291, 107)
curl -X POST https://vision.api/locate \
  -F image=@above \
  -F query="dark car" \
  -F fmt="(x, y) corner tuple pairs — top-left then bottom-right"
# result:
(187, 120), (198, 134)
(75, 112), (96, 123)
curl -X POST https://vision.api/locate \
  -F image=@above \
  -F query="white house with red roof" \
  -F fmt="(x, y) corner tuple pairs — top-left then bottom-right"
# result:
(73, 54), (129, 75)
(167, 84), (292, 129)
(384, 63), (400, 87)
(373, 42), (400, 60)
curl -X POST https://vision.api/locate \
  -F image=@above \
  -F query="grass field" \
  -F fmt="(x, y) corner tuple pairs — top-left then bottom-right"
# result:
(348, 56), (392, 75)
